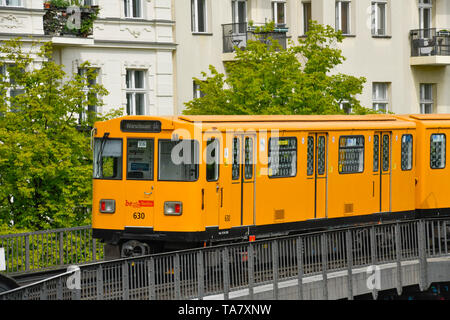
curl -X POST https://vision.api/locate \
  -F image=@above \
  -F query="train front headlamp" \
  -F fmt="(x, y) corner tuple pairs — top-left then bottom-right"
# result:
(100, 199), (115, 213)
(164, 202), (182, 216)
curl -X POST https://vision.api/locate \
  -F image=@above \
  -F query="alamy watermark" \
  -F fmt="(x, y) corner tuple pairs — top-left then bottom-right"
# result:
(66, 6), (82, 31)
(366, 265), (381, 290)
(168, 122), (281, 169)
(66, 265), (81, 290)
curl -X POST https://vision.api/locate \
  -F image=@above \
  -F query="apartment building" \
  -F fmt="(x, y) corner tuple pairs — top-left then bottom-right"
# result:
(0, 1), (449, 117)
(0, 0), (176, 118)
(175, 0), (450, 115)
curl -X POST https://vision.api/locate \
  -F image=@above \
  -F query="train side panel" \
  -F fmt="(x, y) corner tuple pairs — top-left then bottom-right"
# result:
(412, 117), (450, 212)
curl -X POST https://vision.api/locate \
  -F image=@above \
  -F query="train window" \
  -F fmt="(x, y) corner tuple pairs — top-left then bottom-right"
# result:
(430, 134), (446, 169)
(382, 134), (390, 172)
(232, 138), (240, 180)
(206, 138), (220, 182)
(307, 136), (314, 176)
(268, 137), (297, 178)
(401, 135), (413, 171)
(373, 135), (379, 172)
(127, 139), (154, 180)
(158, 139), (199, 181)
(244, 137), (253, 179)
(317, 136), (326, 175)
(338, 135), (364, 174)
(93, 138), (122, 180)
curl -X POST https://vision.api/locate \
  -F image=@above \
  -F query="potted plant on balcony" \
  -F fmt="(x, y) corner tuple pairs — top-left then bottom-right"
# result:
(438, 29), (450, 37)
(43, 0), (100, 38)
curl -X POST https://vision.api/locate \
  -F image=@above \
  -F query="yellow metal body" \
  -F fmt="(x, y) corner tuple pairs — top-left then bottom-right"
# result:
(92, 114), (427, 248)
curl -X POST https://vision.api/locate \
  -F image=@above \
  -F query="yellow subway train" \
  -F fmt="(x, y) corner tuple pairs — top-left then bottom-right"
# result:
(91, 114), (450, 258)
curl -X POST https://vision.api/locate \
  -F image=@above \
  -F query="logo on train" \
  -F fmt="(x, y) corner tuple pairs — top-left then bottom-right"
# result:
(125, 200), (154, 208)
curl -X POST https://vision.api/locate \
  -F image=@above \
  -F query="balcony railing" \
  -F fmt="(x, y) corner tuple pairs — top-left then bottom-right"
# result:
(43, 4), (100, 38)
(410, 28), (450, 57)
(222, 22), (288, 53)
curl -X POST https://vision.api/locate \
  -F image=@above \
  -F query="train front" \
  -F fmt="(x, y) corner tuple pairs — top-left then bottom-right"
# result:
(91, 116), (203, 259)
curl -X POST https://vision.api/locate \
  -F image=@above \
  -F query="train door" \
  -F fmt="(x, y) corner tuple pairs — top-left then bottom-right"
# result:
(230, 134), (256, 226)
(307, 133), (328, 219)
(373, 132), (391, 213)
(203, 134), (221, 228)
(124, 138), (156, 228)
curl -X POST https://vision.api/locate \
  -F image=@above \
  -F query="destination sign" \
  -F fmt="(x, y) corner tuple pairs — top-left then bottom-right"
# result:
(120, 120), (162, 133)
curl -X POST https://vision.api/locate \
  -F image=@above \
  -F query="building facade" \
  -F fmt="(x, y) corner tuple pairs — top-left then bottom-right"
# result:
(175, 0), (450, 115)
(0, 0), (176, 117)
(0, 1), (449, 116)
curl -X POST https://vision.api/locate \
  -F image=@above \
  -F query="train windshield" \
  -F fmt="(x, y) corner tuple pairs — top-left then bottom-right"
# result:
(158, 139), (199, 181)
(93, 138), (123, 180)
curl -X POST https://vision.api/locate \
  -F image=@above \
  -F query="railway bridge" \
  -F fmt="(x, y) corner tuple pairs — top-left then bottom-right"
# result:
(0, 217), (450, 300)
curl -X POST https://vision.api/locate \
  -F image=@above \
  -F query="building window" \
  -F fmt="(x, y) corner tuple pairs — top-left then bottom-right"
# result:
(78, 67), (99, 124)
(420, 83), (434, 114)
(419, 0), (433, 33)
(124, 0), (142, 18)
(373, 82), (389, 113)
(336, 0), (351, 35)
(372, 1), (387, 36)
(303, 1), (312, 34)
(0, 0), (23, 7)
(272, 1), (286, 27)
(339, 100), (352, 114)
(191, 0), (207, 33)
(126, 69), (146, 115)
(0, 63), (25, 111)
(193, 81), (205, 99)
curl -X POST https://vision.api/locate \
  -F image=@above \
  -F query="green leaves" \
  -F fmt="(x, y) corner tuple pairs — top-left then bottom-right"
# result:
(184, 21), (369, 116)
(0, 39), (119, 231)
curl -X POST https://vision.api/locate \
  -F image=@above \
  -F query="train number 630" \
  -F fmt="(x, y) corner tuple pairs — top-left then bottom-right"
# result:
(133, 212), (145, 219)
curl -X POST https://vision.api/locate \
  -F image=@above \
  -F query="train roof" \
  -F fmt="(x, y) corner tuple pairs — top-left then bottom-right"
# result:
(94, 114), (419, 135)
(175, 114), (415, 131)
(394, 114), (450, 129)
(178, 114), (397, 123)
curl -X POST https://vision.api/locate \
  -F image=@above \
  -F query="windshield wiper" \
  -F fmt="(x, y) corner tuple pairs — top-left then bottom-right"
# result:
(96, 132), (110, 178)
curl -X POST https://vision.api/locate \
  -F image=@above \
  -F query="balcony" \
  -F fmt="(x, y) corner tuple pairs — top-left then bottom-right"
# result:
(410, 28), (450, 66)
(222, 22), (288, 55)
(43, 2), (100, 39)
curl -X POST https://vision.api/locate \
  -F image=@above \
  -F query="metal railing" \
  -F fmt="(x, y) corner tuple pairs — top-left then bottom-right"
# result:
(0, 226), (103, 274)
(410, 28), (450, 57)
(1, 218), (449, 300)
(222, 22), (288, 53)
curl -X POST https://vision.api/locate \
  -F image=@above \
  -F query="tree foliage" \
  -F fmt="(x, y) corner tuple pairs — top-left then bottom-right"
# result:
(0, 39), (120, 231)
(184, 21), (369, 115)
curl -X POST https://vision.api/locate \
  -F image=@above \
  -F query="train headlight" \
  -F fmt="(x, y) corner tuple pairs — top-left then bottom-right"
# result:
(100, 199), (115, 213)
(164, 202), (182, 216)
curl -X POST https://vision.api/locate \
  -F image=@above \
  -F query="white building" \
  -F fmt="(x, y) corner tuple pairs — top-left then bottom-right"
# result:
(0, 0), (176, 117)
(1, 1), (449, 116)
(175, 0), (450, 115)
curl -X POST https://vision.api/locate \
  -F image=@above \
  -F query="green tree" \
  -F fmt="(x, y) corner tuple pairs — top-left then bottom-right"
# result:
(184, 21), (369, 115)
(0, 39), (120, 231)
